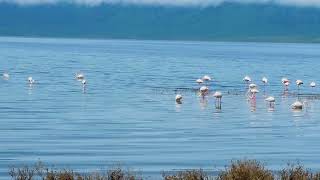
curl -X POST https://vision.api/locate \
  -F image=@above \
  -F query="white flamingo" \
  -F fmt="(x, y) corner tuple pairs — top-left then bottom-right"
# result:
(81, 79), (87, 86)
(310, 82), (316, 88)
(76, 72), (85, 80)
(265, 96), (275, 108)
(199, 86), (209, 97)
(262, 77), (268, 84)
(262, 77), (268, 93)
(81, 79), (87, 93)
(28, 76), (35, 85)
(213, 91), (222, 109)
(310, 82), (316, 94)
(196, 79), (204, 84)
(291, 101), (303, 110)
(175, 94), (183, 104)
(296, 80), (303, 93)
(3, 73), (9, 80)
(251, 88), (259, 94)
(249, 83), (257, 89)
(202, 75), (212, 86)
(81, 79), (87, 92)
(243, 76), (252, 91)
(243, 75), (251, 83)
(202, 75), (212, 81)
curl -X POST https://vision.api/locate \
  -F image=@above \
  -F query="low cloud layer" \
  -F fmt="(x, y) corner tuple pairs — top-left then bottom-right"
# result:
(1, 0), (320, 7)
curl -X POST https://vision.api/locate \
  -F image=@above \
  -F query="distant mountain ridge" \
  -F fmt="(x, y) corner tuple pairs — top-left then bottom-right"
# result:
(0, 2), (320, 42)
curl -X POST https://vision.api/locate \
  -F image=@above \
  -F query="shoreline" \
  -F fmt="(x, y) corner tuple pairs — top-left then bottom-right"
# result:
(8, 160), (320, 180)
(1, 35), (320, 45)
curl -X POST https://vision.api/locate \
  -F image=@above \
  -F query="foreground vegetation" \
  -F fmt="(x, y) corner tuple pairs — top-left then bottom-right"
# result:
(9, 160), (320, 180)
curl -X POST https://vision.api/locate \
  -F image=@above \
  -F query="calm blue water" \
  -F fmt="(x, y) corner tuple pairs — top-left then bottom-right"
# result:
(1, 37), (320, 178)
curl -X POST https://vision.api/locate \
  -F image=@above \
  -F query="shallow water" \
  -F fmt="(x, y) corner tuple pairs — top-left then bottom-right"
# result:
(1, 37), (320, 178)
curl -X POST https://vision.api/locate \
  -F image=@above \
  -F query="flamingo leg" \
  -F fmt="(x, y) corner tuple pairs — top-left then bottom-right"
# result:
(216, 98), (221, 109)
(297, 85), (301, 100)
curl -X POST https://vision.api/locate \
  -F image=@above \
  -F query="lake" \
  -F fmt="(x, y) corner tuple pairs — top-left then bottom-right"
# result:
(1, 37), (320, 179)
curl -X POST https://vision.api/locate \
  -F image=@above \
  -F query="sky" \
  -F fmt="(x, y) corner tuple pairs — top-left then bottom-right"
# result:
(1, 0), (320, 7)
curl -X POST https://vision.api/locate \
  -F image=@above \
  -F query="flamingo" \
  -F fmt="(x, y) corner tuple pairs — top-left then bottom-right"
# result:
(310, 82), (316, 94)
(296, 80), (303, 94)
(81, 79), (87, 86)
(199, 86), (209, 97)
(243, 76), (252, 91)
(296, 80), (303, 86)
(284, 81), (290, 86)
(243, 75), (251, 83)
(251, 88), (259, 94)
(284, 81), (290, 90)
(282, 77), (289, 84)
(282, 78), (290, 91)
(75, 72), (85, 80)
(196, 79), (204, 84)
(291, 101), (303, 110)
(28, 77), (35, 85)
(247, 84), (257, 97)
(175, 94), (183, 104)
(213, 91), (222, 109)
(249, 89), (258, 111)
(249, 88), (259, 99)
(265, 96), (275, 108)
(202, 75), (212, 86)
(310, 82), (316, 88)
(262, 77), (268, 84)
(262, 77), (268, 93)
(81, 79), (87, 93)
(249, 83), (257, 89)
(202, 75), (212, 81)
(3, 73), (9, 80)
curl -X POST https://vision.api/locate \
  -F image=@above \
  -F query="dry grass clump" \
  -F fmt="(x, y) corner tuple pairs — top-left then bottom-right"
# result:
(106, 166), (142, 180)
(162, 169), (210, 180)
(9, 165), (36, 180)
(217, 160), (274, 180)
(9, 160), (320, 180)
(9, 161), (142, 180)
(279, 164), (320, 180)
(9, 161), (46, 180)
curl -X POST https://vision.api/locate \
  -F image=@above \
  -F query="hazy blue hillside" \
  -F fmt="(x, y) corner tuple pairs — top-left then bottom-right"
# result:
(1, 3), (320, 42)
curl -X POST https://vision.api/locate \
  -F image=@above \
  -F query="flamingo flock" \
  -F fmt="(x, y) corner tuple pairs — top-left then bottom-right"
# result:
(1, 71), (315, 111)
(175, 75), (317, 111)
(2, 72), (87, 89)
